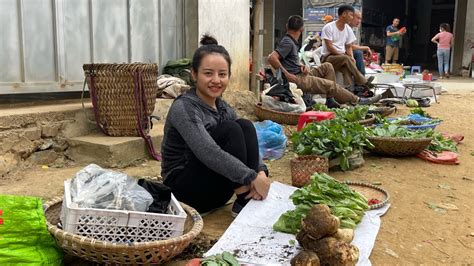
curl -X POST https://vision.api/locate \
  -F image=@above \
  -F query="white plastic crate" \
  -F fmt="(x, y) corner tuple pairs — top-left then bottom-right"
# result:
(61, 180), (187, 243)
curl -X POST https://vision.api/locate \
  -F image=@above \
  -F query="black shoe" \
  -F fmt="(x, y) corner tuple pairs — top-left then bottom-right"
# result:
(358, 94), (382, 105)
(326, 97), (341, 108)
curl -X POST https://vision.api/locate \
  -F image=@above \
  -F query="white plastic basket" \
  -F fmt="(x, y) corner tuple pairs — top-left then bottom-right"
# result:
(61, 180), (187, 243)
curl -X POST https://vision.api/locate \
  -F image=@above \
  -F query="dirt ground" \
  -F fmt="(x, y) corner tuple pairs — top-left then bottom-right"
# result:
(1, 78), (473, 264)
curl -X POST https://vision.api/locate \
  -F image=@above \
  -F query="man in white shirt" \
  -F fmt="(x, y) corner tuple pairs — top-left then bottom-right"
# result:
(321, 5), (373, 87)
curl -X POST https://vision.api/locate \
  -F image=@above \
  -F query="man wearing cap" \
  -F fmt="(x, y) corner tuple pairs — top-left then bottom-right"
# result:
(322, 15), (334, 24)
(321, 5), (374, 87)
(267, 15), (381, 106)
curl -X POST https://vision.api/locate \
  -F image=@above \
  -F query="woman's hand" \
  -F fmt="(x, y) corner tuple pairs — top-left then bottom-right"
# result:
(248, 171), (271, 200)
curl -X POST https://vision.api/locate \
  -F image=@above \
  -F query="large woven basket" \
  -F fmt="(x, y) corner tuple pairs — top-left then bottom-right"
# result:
(291, 155), (329, 187)
(255, 103), (300, 125)
(83, 63), (159, 136)
(367, 136), (432, 156)
(43, 197), (203, 265)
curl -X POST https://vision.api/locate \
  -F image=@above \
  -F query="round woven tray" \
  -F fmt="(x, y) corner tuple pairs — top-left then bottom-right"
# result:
(43, 197), (203, 265)
(343, 181), (390, 210)
(367, 136), (432, 156)
(290, 155), (329, 187)
(358, 114), (376, 126)
(255, 103), (300, 125)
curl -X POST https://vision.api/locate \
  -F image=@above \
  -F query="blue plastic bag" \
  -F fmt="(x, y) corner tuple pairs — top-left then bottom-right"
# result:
(254, 120), (287, 160)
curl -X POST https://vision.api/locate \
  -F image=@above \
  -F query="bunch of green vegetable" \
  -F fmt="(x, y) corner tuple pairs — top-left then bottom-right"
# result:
(410, 107), (432, 118)
(388, 117), (442, 126)
(200, 252), (239, 266)
(367, 124), (435, 138)
(427, 133), (458, 152)
(312, 104), (369, 122)
(273, 173), (369, 234)
(292, 118), (373, 170)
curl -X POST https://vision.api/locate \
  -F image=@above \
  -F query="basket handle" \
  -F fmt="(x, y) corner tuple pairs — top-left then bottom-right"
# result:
(133, 71), (161, 161)
(82, 74), (107, 135)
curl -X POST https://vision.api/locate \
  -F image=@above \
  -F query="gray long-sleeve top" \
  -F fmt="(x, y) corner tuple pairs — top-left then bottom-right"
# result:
(161, 88), (266, 185)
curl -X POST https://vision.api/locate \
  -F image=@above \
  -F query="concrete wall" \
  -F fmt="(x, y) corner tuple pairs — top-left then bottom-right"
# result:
(461, 0), (474, 70)
(197, 0), (250, 91)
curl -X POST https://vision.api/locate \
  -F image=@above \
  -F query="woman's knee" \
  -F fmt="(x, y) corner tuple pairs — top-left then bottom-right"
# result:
(236, 119), (255, 133)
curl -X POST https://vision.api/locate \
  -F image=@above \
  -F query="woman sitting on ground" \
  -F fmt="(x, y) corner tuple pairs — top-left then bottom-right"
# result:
(161, 35), (271, 216)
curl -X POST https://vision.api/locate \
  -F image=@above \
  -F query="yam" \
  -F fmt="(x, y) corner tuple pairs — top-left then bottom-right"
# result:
(301, 204), (340, 240)
(290, 250), (321, 266)
(305, 237), (359, 266)
(331, 229), (355, 243)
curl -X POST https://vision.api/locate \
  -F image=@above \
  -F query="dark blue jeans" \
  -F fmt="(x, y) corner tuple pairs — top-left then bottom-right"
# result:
(353, 50), (365, 76)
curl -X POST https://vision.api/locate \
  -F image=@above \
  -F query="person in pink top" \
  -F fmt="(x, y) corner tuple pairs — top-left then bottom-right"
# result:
(431, 23), (454, 78)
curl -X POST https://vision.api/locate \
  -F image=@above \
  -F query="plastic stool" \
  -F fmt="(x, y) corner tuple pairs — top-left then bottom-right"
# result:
(411, 66), (421, 74)
(297, 111), (335, 131)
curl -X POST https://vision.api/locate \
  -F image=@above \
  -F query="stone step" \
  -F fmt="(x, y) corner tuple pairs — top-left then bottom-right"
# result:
(66, 123), (164, 168)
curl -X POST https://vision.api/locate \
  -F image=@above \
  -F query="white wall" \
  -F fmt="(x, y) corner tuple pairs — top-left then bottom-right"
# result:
(198, 0), (250, 91)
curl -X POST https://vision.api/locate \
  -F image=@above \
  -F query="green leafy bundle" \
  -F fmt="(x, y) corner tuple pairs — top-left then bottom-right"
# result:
(200, 251), (239, 266)
(292, 118), (373, 170)
(313, 104), (369, 122)
(367, 124), (435, 138)
(410, 107), (432, 118)
(273, 173), (369, 234)
(428, 133), (458, 152)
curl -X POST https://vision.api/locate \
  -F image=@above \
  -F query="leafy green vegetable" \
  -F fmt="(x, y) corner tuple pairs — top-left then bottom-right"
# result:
(427, 133), (458, 152)
(201, 251), (239, 266)
(273, 173), (369, 234)
(292, 118), (373, 170)
(410, 107), (432, 118)
(313, 104), (369, 122)
(367, 124), (435, 138)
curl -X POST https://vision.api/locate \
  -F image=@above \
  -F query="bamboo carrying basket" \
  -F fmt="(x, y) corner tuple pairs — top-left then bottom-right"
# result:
(291, 155), (329, 187)
(367, 136), (432, 156)
(83, 63), (159, 137)
(255, 103), (300, 125)
(43, 197), (203, 265)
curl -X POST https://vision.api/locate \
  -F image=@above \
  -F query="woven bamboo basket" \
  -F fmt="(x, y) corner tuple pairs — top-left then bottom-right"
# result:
(291, 155), (329, 187)
(255, 103), (300, 125)
(43, 197), (203, 265)
(83, 63), (159, 136)
(358, 114), (376, 126)
(367, 136), (432, 156)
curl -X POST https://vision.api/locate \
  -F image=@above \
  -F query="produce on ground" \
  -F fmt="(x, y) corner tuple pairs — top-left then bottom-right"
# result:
(290, 250), (321, 266)
(300, 204), (340, 240)
(292, 205), (360, 266)
(410, 107), (432, 118)
(406, 99), (419, 107)
(199, 251), (239, 266)
(273, 174), (369, 234)
(367, 124), (457, 152)
(292, 118), (373, 170)
(331, 229), (355, 244)
(312, 104), (369, 122)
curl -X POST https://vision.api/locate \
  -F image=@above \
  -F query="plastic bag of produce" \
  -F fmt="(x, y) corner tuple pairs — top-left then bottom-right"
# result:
(69, 164), (154, 212)
(0, 195), (63, 265)
(254, 120), (287, 160)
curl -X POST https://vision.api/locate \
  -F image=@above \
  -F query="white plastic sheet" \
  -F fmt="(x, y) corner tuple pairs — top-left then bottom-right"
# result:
(205, 182), (390, 265)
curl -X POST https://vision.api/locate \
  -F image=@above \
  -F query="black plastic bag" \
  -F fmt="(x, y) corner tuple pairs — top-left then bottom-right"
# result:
(137, 179), (172, 214)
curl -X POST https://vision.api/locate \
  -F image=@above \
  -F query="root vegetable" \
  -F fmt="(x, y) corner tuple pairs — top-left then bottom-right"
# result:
(331, 229), (355, 243)
(290, 250), (321, 266)
(301, 204), (340, 240)
(302, 237), (359, 266)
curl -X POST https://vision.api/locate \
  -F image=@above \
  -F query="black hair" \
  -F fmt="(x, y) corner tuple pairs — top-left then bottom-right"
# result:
(440, 23), (451, 32)
(192, 34), (232, 76)
(287, 15), (304, 31)
(338, 5), (355, 16)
